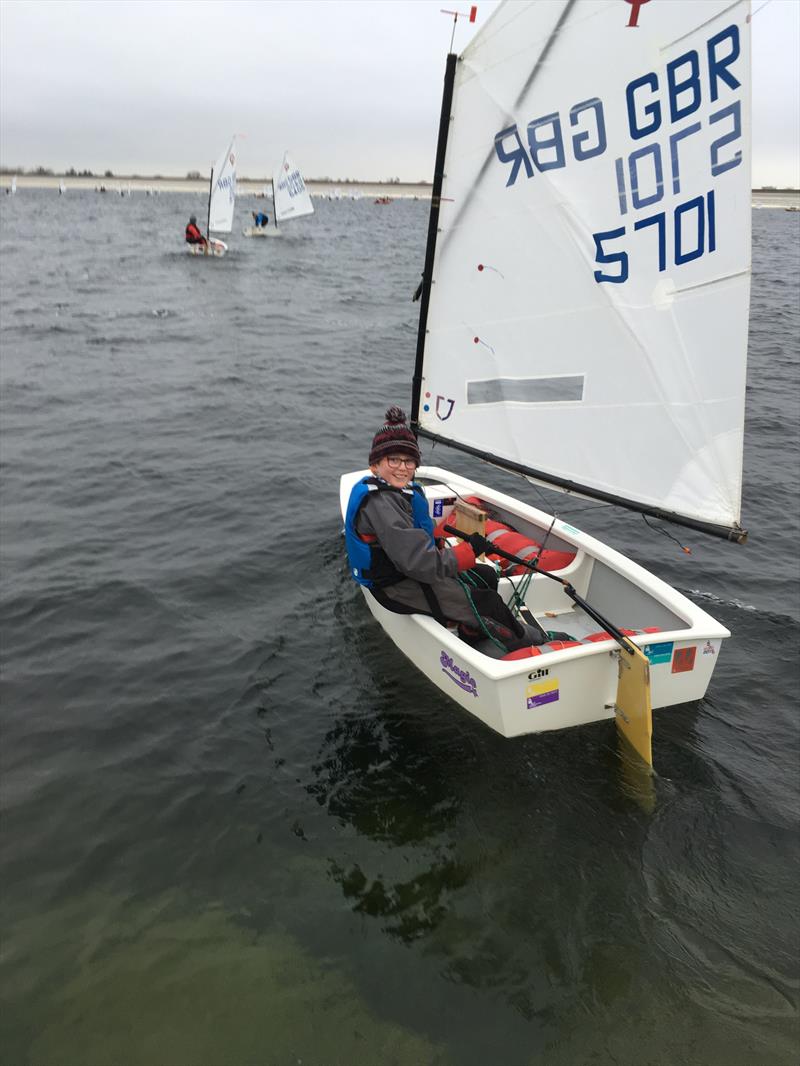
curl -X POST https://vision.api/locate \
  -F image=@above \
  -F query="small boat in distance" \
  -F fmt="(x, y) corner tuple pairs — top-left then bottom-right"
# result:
(189, 136), (237, 257)
(374, 196), (393, 205)
(243, 151), (313, 238)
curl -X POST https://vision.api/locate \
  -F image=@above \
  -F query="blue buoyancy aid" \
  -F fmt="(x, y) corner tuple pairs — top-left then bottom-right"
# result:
(344, 476), (434, 588)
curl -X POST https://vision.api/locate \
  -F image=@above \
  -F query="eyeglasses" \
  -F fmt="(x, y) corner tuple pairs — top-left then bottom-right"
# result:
(385, 456), (418, 469)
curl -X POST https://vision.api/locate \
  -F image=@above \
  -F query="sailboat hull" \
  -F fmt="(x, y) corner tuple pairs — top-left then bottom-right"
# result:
(340, 467), (728, 740)
(187, 238), (227, 257)
(242, 227), (281, 238)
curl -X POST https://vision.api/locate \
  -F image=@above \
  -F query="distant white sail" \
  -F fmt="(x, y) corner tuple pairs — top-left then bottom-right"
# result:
(59, 181), (66, 194)
(11, 176), (17, 194)
(208, 137), (237, 233)
(273, 152), (314, 222)
(418, 0), (751, 534)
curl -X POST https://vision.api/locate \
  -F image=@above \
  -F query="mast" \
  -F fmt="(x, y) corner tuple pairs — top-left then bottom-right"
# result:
(410, 51), (458, 430)
(206, 166), (213, 238)
(272, 178), (278, 230)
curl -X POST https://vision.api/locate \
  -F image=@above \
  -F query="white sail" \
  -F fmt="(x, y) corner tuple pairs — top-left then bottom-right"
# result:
(208, 136), (237, 233)
(11, 176), (17, 194)
(273, 152), (314, 222)
(417, 0), (751, 534)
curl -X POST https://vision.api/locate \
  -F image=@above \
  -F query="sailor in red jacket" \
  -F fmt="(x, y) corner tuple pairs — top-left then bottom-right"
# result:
(185, 215), (207, 246)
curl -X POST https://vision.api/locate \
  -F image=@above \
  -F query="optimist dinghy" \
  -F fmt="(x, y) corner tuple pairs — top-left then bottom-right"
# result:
(340, 0), (751, 765)
(242, 151), (314, 237)
(188, 136), (236, 257)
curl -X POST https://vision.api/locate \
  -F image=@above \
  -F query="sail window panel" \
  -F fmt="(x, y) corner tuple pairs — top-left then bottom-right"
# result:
(468, 375), (585, 406)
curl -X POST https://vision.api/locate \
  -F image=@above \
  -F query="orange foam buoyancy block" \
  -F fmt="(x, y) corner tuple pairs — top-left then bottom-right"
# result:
(541, 639), (583, 652)
(501, 646), (542, 661)
(484, 519), (576, 574)
(433, 496), (576, 573)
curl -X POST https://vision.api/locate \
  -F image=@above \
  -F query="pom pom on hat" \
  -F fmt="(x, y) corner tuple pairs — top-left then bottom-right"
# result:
(369, 406), (421, 466)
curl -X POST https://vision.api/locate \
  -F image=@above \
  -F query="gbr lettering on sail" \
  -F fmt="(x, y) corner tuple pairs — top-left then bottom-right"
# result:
(493, 23), (743, 284)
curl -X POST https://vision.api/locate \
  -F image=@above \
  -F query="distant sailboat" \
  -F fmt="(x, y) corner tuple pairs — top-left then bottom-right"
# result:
(189, 136), (237, 257)
(243, 151), (313, 238)
(10, 176), (16, 195)
(58, 181), (66, 195)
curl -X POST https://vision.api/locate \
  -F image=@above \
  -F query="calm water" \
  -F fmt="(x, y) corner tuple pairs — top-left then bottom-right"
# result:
(1, 191), (798, 1066)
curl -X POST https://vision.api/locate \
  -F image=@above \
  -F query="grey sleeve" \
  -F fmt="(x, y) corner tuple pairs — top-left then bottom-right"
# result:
(358, 491), (462, 584)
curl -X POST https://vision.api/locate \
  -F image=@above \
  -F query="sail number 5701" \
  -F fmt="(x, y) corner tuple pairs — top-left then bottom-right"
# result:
(593, 190), (716, 284)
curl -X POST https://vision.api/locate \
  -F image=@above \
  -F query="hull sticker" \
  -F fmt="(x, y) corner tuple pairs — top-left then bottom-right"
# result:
(672, 646), (697, 674)
(526, 677), (560, 709)
(440, 652), (478, 697)
(644, 640), (673, 665)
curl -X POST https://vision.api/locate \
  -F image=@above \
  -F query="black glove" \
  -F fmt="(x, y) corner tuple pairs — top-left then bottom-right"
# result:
(467, 532), (491, 556)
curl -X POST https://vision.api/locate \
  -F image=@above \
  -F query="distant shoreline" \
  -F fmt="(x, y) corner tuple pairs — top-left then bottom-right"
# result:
(1, 175), (434, 199)
(2, 176), (798, 209)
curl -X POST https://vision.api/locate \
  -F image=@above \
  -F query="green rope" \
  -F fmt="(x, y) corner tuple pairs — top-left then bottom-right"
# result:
(456, 575), (509, 653)
(460, 567), (494, 591)
(503, 566), (533, 619)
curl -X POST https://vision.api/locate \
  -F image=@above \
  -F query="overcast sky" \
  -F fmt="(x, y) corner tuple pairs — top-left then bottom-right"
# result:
(1, 0), (797, 185)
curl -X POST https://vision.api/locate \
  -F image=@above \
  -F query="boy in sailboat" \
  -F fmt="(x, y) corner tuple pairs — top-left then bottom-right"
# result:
(185, 215), (207, 247)
(344, 408), (544, 653)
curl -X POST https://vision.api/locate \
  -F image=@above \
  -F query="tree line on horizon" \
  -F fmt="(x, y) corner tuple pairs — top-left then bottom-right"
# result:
(0, 165), (433, 184)
(2, 166), (795, 191)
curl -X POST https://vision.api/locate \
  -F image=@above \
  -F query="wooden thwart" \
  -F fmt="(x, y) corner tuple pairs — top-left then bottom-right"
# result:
(452, 500), (486, 537)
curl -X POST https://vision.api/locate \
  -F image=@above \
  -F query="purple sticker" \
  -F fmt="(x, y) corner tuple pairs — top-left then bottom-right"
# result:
(433, 499), (444, 518)
(440, 651), (478, 697)
(527, 690), (559, 709)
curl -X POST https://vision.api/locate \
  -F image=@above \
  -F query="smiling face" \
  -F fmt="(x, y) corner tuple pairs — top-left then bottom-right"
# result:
(370, 453), (418, 489)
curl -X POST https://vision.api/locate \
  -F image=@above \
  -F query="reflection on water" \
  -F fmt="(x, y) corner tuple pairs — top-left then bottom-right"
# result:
(329, 857), (471, 944)
(4, 895), (447, 1066)
(302, 597), (799, 1066)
